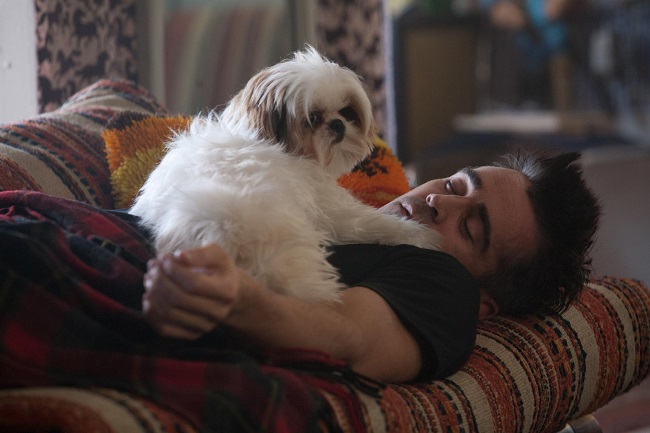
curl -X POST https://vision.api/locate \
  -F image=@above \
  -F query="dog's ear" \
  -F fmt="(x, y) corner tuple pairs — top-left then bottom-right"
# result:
(269, 104), (287, 143)
(349, 85), (374, 137)
(251, 100), (288, 145)
(240, 69), (289, 145)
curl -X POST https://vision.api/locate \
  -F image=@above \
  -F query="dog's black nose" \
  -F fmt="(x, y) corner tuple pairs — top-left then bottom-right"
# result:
(329, 119), (345, 143)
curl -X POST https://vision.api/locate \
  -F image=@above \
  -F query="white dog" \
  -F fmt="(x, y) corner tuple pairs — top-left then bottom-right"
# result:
(131, 46), (440, 302)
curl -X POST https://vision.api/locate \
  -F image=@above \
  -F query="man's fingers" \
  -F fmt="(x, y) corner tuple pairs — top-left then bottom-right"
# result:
(143, 295), (218, 338)
(156, 252), (239, 302)
(147, 267), (220, 315)
(172, 244), (231, 269)
(142, 244), (244, 341)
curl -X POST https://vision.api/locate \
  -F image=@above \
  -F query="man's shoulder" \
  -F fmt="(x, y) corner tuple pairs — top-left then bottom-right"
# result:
(329, 243), (467, 268)
(328, 243), (476, 287)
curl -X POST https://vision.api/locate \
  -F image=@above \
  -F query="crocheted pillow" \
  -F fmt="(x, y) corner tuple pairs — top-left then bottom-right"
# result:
(103, 113), (192, 209)
(103, 112), (411, 209)
(0, 79), (167, 209)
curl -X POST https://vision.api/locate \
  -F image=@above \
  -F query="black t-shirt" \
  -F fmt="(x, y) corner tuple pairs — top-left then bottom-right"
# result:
(113, 210), (480, 380)
(327, 244), (479, 380)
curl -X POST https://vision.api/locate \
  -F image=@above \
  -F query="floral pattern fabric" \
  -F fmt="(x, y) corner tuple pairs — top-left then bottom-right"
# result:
(315, 0), (387, 136)
(35, 0), (138, 113)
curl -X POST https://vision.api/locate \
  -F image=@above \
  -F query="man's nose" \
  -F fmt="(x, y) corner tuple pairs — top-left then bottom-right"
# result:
(425, 193), (462, 221)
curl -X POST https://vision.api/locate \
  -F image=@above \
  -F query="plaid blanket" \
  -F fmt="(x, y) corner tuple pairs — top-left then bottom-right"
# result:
(0, 191), (375, 433)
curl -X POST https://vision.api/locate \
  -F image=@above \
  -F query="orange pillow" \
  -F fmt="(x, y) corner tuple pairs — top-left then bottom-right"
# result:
(103, 113), (192, 208)
(103, 112), (410, 209)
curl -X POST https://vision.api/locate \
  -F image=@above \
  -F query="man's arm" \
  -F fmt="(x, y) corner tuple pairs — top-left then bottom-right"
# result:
(143, 244), (422, 383)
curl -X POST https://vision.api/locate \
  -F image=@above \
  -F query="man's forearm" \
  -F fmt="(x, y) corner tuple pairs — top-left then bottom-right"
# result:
(226, 273), (422, 382)
(226, 273), (363, 364)
(144, 247), (422, 383)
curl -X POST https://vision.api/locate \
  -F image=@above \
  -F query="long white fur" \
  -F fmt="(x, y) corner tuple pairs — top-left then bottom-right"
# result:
(131, 46), (440, 302)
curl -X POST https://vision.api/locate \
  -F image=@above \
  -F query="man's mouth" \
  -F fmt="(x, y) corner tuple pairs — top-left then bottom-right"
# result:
(399, 202), (413, 220)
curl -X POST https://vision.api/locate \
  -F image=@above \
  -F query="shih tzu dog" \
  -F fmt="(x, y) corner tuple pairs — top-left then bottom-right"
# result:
(131, 46), (440, 302)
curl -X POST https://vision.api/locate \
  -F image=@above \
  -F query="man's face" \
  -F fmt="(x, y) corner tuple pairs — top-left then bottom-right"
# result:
(381, 166), (539, 279)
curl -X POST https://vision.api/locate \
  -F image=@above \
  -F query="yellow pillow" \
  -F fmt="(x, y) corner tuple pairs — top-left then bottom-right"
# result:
(103, 112), (410, 209)
(103, 113), (192, 208)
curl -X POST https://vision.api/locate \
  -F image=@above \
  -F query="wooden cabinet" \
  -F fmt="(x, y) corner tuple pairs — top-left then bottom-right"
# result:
(392, 9), (480, 163)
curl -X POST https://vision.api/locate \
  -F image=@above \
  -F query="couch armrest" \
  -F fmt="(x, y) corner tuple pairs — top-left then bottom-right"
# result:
(348, 276), (650, 433)
(0, 79), (167, 208)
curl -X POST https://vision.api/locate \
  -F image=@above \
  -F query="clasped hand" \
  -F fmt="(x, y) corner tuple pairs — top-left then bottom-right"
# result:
(142, 244), (244, 339)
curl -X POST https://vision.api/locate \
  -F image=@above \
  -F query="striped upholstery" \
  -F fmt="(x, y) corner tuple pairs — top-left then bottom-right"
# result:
(0, 387), (198, 433)
(359, 277), (650, 433)
(0, 277), (646, 433)
(0, 79), (167, 208)
(0, 79), (647, 433)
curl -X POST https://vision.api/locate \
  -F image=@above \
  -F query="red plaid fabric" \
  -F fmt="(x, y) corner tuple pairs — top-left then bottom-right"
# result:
(0, 191), (370, 433)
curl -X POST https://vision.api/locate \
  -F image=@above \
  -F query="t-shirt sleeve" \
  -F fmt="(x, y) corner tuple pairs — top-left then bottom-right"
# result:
(328, 244), (480, 380)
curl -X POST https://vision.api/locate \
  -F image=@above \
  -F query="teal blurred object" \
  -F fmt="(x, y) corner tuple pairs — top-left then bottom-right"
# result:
(479, 0), (567, 69)
(424, 0), (452, 14)
(516, 0), (567, 69)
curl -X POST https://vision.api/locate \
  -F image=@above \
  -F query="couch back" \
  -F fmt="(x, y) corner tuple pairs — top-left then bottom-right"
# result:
(0, 79), (167, 208)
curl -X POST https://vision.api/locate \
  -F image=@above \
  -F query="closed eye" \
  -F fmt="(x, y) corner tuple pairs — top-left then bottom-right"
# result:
(462, 216), (473, 242)
(339, 105), (360, 124)
(445, 180), (457, 194)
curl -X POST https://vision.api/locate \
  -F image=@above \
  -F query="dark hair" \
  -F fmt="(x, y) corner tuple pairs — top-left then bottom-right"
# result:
(479, 149), (602, 316)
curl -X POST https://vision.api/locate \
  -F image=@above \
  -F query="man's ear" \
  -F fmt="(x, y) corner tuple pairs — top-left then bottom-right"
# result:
(478, 290), (499, 320)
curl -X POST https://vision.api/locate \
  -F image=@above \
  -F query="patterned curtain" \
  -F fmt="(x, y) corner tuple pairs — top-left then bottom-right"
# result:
(314, 0), (387, 137)
(35, 0), (138, 113)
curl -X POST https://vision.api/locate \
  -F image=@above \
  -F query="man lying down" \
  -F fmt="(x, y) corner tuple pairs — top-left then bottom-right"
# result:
(0, 149), (600, 430)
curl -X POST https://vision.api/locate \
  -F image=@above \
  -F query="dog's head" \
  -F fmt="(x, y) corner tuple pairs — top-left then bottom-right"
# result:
(222, 46), (376, 178)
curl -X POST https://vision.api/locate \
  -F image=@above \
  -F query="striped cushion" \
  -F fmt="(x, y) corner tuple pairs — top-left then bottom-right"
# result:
(0, 387), (197, 433)
(335, 276), (649, 433)
(0, 79), (167, 208)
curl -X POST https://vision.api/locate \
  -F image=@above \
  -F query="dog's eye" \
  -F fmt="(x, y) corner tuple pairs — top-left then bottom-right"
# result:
(339, 106), (360, 124)
(308, 112), (324, 127)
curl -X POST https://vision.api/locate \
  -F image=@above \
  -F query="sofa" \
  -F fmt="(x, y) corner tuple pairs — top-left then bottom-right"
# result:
(0, 79), (648, 433)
